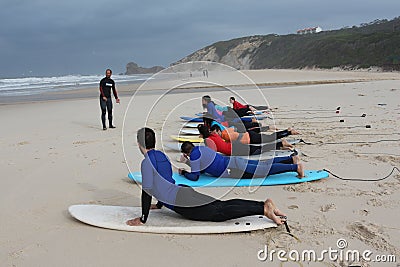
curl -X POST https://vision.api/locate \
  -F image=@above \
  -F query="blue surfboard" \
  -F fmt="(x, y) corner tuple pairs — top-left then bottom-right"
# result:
(128, 170), (328, 187)
(180, 116), (203, 122)
(180, 116), (266, 123)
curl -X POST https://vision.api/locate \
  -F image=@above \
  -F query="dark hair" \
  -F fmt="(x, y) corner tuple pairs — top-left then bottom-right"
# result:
(137, 127), (156, 149)
(197, 124), (210, 138)
(180, 141), (194, 154)
(106, 68), (112, 74)
(230, 96), (235, 101)
(210, 124), (221, 132)
(202, 95), (211, 103)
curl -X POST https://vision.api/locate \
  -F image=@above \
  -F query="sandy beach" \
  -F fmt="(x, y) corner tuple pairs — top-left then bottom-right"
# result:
(1, 68), (399, 266)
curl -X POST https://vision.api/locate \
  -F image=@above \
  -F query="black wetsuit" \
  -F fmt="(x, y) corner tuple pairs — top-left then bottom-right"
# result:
(99, 77), (118, 128)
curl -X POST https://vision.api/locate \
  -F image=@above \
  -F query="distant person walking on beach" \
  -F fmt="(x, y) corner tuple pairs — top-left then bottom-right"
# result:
(99, 69), (120, 130)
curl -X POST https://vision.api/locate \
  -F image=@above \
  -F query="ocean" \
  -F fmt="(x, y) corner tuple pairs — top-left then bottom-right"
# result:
(0, 74), (152, 97)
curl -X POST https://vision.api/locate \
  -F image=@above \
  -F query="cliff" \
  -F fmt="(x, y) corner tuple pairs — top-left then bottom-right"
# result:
(174, 17), (400, 70)
(125, 62), (164, 75)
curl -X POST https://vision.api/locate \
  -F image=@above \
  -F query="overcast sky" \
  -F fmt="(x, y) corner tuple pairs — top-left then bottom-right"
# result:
(1, 0), (399, 78)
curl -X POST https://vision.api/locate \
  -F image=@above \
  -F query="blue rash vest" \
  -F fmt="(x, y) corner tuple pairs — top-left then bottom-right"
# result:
(141, 150), (179, 209)
(183, 146), (229, 181)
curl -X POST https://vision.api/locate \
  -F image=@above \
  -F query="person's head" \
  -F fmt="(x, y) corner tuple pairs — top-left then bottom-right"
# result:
(229, 96), (235, 104)
(210, 124), (222, 136)
(202, 115), (214, 128)
(180, 141), (194, 157)
(105, 69), (112, 78)
(197, 124), (210, 138)
(137, 127), (156, 155)
(202, 95), (211, 108)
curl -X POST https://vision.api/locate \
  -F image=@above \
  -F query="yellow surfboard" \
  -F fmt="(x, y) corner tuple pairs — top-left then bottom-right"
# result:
(170, 135), (204, 143)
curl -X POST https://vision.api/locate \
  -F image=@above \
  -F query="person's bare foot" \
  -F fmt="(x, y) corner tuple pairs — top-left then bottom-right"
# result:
(281, 139), (294, 150)
(288, 127), (300, 135)
(264, 199), (286, 225)
(292, 155), (301, 164)
(267, 199), (286, 217)
(297, 163), (305, 178)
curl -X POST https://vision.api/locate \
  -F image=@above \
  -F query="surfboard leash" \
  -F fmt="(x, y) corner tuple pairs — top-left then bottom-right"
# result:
(298, 138), (400, 145)
(323, 166), (400, 182)
(274, 113), (366, 120)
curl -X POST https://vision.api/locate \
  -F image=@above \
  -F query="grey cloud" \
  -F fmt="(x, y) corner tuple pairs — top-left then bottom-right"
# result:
(1, 0), (399, 77)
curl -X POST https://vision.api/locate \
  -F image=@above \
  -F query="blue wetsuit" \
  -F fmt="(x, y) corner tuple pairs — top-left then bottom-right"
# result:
(182, 146), (298, 181)
(206, 102), (225, 122)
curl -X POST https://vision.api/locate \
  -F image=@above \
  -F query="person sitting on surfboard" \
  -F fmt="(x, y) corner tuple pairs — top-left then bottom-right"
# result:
(178, 141), (304, 181)
(197, 124), (295, 156)
(125, 127), (287, 226)
(230, 96), (269, 117)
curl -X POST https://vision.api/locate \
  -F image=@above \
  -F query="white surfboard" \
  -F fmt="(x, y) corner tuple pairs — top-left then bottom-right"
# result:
(182, 122), (201, 128)
(180, 129), (200, 135)
(69, 205), (276, 234)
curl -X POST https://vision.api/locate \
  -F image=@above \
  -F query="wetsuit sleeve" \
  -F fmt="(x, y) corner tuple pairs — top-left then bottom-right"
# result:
(182, 149), (201, 181)
(140, 189), (152, 223)
(140, 159), (153, 223)
(99, 79), (105, 98)
(141, 159), (153, 190)
(112, 80), (118, 99)
(276, 129), (290, 139)
(181, 170), (199, 181)
(155, 201), (163, 209)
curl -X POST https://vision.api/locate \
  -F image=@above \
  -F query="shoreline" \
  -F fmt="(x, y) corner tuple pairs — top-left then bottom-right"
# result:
(1, 68), (399, 105)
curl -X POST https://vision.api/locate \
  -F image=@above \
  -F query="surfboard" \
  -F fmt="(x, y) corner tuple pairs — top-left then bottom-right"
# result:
(180, 116), (203, 122)
(163, 142), (204, 151)
(180, 116), (265, 123)
(183, 122), (201, 128)
(180, 129), (200, 135)
(128, 170), (329, 187)
(69, 205), (276, 234)
(170, 135), (203, 143)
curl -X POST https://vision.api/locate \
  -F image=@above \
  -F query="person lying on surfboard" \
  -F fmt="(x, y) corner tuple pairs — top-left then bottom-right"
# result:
(178, 141), (304, 181)
(197, 124), (295, 156)
(229, 96), (269, 117)
(126, 127), (287, 226)
(201, 95), (262, 132)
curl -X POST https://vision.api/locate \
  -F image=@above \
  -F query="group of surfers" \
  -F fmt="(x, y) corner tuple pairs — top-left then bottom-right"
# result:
(126, 96), (305, 227)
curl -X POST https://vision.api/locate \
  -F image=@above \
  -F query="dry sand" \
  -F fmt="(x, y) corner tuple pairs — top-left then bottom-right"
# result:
(0, 69), (399, 267)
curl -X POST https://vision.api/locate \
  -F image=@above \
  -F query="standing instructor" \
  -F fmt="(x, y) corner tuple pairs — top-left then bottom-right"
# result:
(99, 69), (120, 130)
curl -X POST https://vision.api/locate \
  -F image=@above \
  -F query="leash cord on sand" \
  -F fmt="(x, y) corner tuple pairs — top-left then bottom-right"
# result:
(323, 167), (400, 182)
(299, 138), (400, 145)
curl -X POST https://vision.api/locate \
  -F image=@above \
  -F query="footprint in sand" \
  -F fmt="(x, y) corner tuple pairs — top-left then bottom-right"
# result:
(366, 198), (383, 207)
(320, 203), (336, 212)
(17, 141), (30, 146)
(347, 221), (398, 255)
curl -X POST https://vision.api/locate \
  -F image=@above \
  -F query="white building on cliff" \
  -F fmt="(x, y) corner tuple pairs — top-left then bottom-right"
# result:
(297, 26), (322, 34)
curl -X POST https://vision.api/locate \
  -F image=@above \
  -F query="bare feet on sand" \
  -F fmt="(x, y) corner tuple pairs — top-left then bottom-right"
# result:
(281, 139), (294, 150)
(297, 163), (305, 178)
(288, 127), (300, 135)
(264, 199), (286, 225)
